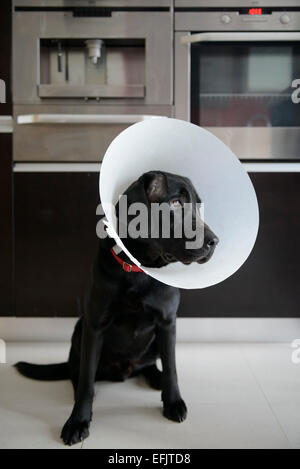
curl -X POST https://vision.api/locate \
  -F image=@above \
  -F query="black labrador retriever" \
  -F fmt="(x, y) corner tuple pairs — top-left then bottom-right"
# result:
(15, 171), (218, 445)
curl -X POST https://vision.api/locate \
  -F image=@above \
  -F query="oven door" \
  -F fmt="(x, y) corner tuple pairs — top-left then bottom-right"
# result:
(175, 32), (300, 160)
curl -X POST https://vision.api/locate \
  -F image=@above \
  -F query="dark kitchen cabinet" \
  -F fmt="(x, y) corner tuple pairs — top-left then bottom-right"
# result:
(14, 171), (300, 318)
(0, 134), (13, 315)
(178, 172), (300, 318)
(14, 172), (99, 317)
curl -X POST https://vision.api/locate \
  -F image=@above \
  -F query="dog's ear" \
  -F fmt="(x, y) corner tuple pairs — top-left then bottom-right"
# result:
(144, 172), (168, 203)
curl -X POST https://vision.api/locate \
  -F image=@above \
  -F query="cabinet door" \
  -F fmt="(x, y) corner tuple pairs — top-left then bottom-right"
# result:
(14, 172), (99, 317)
(15, 172), (300, 318)
(178, 173), (300, 318)
(0, 134), (13, 315)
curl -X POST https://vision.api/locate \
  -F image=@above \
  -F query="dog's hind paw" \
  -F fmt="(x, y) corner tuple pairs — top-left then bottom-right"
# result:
(61, 417), (90, 446)
(163, 399), (187, 423)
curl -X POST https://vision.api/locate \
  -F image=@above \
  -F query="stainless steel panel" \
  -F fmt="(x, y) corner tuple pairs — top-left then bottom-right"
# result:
(13, 104), (172, 162)
(175, 0), (300, 6)
(174, 32), (190, 121)
(205, 127), (300, 160)
(175, 12), (300, 31)
(14, 0), (172, 6)
(14, 123), (126, 161)
(38, 84), (145, 98)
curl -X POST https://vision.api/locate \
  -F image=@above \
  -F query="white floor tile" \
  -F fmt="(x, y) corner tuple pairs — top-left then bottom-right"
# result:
(83, 343), (289, 449)
(240, 343), (300, 449)
(0, 342), (296, 449)
(83, 380), (290, 449)
(268, 402), (300, 449)
(176, 343), (266, 405)
(240, 344), (300, 404)
(0, 343), (77, 449)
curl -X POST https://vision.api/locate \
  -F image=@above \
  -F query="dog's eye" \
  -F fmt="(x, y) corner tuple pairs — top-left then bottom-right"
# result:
(170, 199), (182, 208)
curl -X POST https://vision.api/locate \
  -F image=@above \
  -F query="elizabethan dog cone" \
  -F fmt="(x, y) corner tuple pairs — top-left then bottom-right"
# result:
(99, 118), (259, 289)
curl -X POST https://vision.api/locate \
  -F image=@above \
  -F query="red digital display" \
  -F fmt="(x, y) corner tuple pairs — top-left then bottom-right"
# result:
(249, 8), (262, 15)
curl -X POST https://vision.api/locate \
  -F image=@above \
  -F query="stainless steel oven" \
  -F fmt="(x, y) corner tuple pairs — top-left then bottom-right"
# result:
(174, 1), (300, 160)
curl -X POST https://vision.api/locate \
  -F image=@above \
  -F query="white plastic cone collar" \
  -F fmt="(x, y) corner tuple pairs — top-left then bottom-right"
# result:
(99, 118), (259, 289)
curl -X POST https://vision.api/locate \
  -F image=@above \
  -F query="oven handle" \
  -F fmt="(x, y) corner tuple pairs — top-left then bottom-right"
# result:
(17, 114), (164, 125)
(180, 32), (300, 45)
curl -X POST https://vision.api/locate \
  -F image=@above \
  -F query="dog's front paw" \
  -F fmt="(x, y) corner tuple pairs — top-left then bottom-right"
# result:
(163, 399), (187, 423)
(61, 417), (90, 446)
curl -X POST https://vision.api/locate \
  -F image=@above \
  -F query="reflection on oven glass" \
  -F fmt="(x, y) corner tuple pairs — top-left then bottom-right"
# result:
(191, 42), (300, 127)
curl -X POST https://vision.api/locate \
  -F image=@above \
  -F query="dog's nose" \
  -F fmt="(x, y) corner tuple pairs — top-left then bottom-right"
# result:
(204, 230), (219, 249)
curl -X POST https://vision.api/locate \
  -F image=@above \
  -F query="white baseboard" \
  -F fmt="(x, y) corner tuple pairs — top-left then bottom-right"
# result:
(1, 317), (300, 343)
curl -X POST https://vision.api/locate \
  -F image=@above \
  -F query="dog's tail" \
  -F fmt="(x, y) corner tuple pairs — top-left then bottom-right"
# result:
(14, 361), (69, 381)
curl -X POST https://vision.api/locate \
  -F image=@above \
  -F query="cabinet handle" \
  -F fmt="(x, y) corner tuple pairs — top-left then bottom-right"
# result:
(17, 114), (164, 125)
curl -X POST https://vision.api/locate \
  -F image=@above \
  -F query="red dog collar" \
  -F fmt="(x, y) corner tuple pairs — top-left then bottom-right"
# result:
(110, 248), (144, 273)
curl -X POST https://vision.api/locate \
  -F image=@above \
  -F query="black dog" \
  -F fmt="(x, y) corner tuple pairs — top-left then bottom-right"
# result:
(15, 171), (218, 446)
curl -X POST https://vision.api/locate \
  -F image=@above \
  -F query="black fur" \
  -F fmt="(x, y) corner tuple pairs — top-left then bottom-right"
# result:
(14, 361), (69, 380)
(15, 171), (218, 446)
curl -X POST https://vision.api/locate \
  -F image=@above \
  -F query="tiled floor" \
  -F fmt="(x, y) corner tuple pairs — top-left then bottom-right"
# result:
(0, 342), (299, 449)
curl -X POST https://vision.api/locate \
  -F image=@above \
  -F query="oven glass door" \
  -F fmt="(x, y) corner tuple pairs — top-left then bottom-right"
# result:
(190, 41), (300, 159)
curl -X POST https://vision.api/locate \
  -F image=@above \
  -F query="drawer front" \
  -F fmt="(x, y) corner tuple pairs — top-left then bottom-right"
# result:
(13, 106), (172, 162)
(14, 122), (131, 162)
